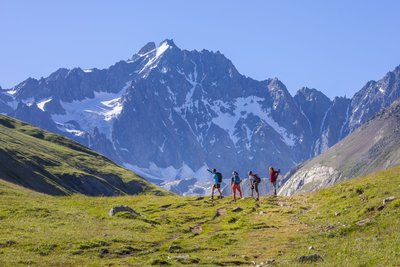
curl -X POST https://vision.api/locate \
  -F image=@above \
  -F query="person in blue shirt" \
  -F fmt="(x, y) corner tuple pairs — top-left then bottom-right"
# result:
(207, 168), (222, 200)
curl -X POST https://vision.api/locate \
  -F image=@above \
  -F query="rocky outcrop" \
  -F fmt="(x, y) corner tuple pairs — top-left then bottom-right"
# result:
(108, 205), (141, 216)
(280, 100), (400, 196)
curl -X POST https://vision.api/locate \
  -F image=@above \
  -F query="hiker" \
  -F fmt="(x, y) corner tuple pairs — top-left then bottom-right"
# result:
(207, 168), (222, 199)
(231, 171), (242, 202)
(248, 171), (261, 201)
(269, 166), (280, 196)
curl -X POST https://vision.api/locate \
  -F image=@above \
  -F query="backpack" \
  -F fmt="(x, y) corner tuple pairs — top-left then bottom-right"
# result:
(275, 170), (280, 180)
(216, 172), (223, 183)
(254, 174), (261, 183)
(233, 175), (241, 184)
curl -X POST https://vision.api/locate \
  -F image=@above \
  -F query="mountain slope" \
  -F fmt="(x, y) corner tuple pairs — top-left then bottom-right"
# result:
(0, 114), (166, 196)
(0, 166), (399, 266)
(0, 40), (315, 184)
(1, 40), (400, 195)
(279, 100), (400, 196)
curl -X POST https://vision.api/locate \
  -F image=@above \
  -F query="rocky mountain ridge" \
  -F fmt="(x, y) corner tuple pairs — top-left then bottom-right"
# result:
(279, 99), (400, 195)
(1, 39), (399, 195)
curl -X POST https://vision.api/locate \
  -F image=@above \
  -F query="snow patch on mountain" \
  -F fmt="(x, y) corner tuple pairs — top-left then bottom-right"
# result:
(37, 98), (53, 111)
(56, 122), (86, 137)
(6, 89), (17, 95)
(139, 41), (171, 74)
(211, 96), (297, 146)
(52, 85), (128, 139)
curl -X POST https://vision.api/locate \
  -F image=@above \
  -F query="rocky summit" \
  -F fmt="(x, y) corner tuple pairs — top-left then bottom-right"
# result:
(1, 40), (400, 195)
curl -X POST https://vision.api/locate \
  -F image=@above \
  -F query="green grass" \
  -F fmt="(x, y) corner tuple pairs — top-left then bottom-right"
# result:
(0, 115), (166, 196)
(0, 166), (399, 266)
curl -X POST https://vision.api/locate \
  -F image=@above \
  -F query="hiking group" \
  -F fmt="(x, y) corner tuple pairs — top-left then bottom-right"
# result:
(208, 167), (280, 202)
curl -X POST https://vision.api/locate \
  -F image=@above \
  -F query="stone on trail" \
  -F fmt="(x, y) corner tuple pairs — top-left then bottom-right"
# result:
(383, 196), (396, 205)
(356, 218), (371, 226)
(215, 208), (227, 218)
(109, 205), (141, 217)
(168, 244), (182, 252)
(190, 225), (203, 235)
(377, 205), (385, 211)
(232, 207), (243, 212)
(266, 259), (276, 264)
(298, 254), (323, 263)
(167, 254), (189, 259)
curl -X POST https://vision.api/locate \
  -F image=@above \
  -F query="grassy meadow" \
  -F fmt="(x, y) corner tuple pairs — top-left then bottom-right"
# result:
(0, 167), (400, 266)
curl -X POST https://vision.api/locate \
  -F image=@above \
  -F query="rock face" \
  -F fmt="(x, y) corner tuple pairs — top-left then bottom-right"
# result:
(1, 40), (400, 195)
(280, 100), (400, 196)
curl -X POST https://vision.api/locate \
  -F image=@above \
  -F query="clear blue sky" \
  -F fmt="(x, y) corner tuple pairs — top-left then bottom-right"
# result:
(1, 0), (399, 98)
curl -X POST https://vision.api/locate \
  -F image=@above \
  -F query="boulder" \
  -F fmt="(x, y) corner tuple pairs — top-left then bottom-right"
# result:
(108, 205), (140, 217)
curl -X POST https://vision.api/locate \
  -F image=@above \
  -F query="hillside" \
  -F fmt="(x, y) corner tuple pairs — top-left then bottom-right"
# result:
(0, 166), (399, 266)
(0, 114), (165, 196)
(280, 99), (400, 196)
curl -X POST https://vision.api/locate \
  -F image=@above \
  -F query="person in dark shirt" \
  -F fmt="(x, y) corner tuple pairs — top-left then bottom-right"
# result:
(248, 171), (261, 201)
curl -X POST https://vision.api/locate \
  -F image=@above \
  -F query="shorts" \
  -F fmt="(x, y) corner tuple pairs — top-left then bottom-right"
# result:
(213, 183), (221, 189)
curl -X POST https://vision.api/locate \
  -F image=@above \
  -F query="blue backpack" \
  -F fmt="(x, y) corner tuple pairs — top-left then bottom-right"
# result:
(233, 175), (241, 184)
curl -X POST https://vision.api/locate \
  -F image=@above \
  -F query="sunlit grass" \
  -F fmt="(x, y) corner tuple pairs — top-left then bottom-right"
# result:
(1, 166), (399, 266)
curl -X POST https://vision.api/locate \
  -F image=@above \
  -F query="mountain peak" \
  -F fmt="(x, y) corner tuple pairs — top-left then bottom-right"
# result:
(296, 87), (331, 101)
(138, 42), (156, 56)
(133, 39), (177, 61)
(159, 38), (177, 48)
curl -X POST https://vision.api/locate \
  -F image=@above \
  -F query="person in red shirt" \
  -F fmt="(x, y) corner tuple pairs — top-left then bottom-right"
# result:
(231, 171), (242, 202)
(269, 166), (280, 196)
